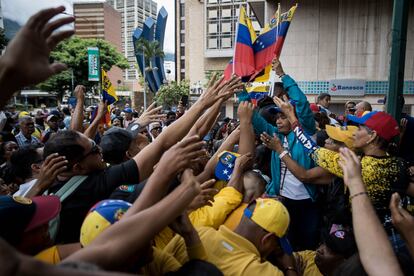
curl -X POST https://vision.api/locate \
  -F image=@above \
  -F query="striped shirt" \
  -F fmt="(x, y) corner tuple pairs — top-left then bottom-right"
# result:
(15, 132), (41, 147)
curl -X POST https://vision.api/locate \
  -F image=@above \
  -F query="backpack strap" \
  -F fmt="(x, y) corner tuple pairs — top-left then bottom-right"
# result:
(53, 175), (88, 201)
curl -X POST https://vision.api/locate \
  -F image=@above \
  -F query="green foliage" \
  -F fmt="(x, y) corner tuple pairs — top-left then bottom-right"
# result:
(134, 38), (165, 69)
(37, 36), (128, 99)
(0, 28), (8, 51)
(155, 81), (190, 107)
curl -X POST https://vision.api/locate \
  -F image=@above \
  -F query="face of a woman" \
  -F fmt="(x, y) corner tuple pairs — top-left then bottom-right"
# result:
(4, 142), (18, 161)
(352, 125), (372, 149)
(324, 138), (341, 152)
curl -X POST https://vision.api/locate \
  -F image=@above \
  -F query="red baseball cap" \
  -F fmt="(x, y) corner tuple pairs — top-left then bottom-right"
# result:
(309, 103), (320, 113)
(347, 111), (399, 142)
(25, 195), (61, 232)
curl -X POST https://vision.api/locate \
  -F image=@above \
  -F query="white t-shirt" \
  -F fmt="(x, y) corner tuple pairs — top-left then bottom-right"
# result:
(14, 179), (37, 197)
(279, 137), (310, 200)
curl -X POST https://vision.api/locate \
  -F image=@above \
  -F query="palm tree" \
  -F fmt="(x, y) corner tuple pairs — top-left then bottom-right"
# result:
(134, 38), (165, 71)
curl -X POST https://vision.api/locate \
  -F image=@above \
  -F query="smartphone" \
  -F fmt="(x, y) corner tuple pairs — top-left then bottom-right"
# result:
(180, 95), (189, 107)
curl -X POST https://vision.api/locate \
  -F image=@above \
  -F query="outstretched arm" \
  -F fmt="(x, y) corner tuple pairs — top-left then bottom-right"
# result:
(134, 75), (243, 182)
(84, 100), (107, 139)
(125, 135), (208, 217)
(0, 6), (74, 107)
(196, 126), (240, 183)
(64, 169), (202, 270)
(237, 102), (256, 159)
(339, 148), (403, 276)
(70, 85), (86, 132)
(187, 99), (223, 138)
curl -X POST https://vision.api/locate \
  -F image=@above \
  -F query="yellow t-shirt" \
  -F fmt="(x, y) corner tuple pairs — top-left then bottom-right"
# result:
(141, 246), (181, 275)
(166, 225), (284, 276)
(223, 203), (248, 231)
(294, 250), (322, 276)
(189, 186), (243, 229)
(35, 245), (61, 264)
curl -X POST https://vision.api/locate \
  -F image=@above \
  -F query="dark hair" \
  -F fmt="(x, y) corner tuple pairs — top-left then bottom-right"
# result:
(167, 111), (176, 117)
(9, 145), (42, 181)
(314, 112), (330, 129)
(43, 131), (85, 166)
(164, 259), (223, 276)
(318, 93), (331, 102)
(62, 107), (71, 116)
(316, 130), (329, 147)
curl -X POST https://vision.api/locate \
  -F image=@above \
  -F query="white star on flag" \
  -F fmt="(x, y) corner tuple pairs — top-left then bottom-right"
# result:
(227, 163), (233, 169)
(223, 169), (229, 175)
(227, 174), (232, 180)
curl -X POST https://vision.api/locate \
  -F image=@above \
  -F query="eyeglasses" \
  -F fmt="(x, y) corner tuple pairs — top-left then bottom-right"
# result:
(82, 140), (100, 159)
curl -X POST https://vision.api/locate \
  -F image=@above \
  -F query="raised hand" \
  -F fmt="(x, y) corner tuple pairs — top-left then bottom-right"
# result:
(74, 85), (86, 101)
(272, 57), (285, 77)
(390, 192), (414, 241)
(273, 95), (297, 123)
(96, 100), (108, 119)
(158, 136), (207, 176)
(1, 6), (74, 90)
(338, 147), (363, 190)
(199, 74), (243, 107)
(188, 179), (218, 211)
(237, 102), (254, 122)
(135, 102), (165, 127)
(26, 153), (68, 197)
(260, 132), (283, 153)
(180, 169), (202, 196)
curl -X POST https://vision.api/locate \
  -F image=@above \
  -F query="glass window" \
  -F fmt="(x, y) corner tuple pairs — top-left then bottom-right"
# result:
(180, 3), (185, 16)
(208, 0), (217, 3)
(208, 38), (218, 49)
(180, 34), (185, 43)
(221, 22), (231, 33)
(180, 60), (185, 69)
(208, 9), (218, 18)
(180, 46), (185, 55)
(208, 23), (217, 34)
(180, 72), (186, 80)
(221, 8), (231, 18)
(221, 37), (232, 48)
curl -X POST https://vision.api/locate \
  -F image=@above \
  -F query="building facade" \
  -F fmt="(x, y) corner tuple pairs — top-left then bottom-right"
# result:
(107, 0), (157, 88)
(177, 0), (414, 117)
(73, 0), (123, 86)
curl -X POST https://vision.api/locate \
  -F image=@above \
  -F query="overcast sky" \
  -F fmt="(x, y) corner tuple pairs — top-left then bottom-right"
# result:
(2, 0), (175, 53)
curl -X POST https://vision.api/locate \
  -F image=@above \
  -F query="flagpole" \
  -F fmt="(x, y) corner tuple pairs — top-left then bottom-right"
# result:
(232, 4), (242, 76)
(269, 3), (281, 97)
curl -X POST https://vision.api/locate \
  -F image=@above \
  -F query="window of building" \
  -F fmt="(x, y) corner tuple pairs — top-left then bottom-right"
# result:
(221, 8), (231, 18)
(208, 0), (217, 3)
(221, 22), (231, 33)
(208, 23), (217, 34)
(180, 19), (185, 30)
(208, 37), (218, 49)
(208, 8), (217, 18)
(180, 3), (185, 16)
(221, 36), (232, 48)
(180, 72), (186, 80)
(180, 60), (185, 69)
(180, 46), (185, 55)
(180, 34), (185, 43)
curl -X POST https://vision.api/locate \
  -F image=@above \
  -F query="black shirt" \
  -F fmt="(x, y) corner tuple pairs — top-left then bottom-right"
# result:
(49, 159), (140, 243)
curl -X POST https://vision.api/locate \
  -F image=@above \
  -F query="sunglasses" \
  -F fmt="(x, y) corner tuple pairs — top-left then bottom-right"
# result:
(82, 140), (100, 159)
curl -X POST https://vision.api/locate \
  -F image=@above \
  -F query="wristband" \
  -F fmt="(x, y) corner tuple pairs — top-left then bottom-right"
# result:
(278, 73), (286, 78)
(349, 191), (368, 201)
(283, 266), (297, 273)
(279, 150), (289, 159)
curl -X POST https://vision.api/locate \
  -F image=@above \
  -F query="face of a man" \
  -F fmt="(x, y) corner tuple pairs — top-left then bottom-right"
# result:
(21, 118), (35, 136)
(76, 134), (106, 172)
(345, 103), (356, 115)
(47, 118), (59, 131)
(315, 243), (344, 273)
(319, 96), (331, 109)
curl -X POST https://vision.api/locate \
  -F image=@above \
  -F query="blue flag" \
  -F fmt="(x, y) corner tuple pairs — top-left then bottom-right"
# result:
(215, 151), (240, 181)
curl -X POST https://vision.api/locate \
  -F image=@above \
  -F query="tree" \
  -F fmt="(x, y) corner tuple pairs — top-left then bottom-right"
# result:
(154, 81), (189, 108)
(205, 70), (223, 87)
(134, 38), (165, 72)
(0, 28), (8, 51)
(37, 36), (129, 100)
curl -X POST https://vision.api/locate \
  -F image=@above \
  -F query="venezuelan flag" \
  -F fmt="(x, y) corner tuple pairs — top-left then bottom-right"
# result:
(233, 6), (257, 78)
(246, 64), (272, 105)
(101, 69), (118, 105)
(253, 4), (297, 74)
(215, 151), (240, 181)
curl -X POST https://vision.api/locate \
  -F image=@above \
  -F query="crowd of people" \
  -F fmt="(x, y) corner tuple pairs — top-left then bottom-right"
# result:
(1, 6), (414, 276)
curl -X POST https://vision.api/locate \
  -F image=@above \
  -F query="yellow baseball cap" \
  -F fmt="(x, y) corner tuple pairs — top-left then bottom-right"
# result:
(244, 198), (290, 238)
(325, 125), (358, 149)
(244, 198), (292, 254)
(18, 111), (30, 118)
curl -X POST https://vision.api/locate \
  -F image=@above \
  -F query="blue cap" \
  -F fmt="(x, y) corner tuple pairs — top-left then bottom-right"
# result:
(346, 111), (379, 125)
(123, 108), (133, 113)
